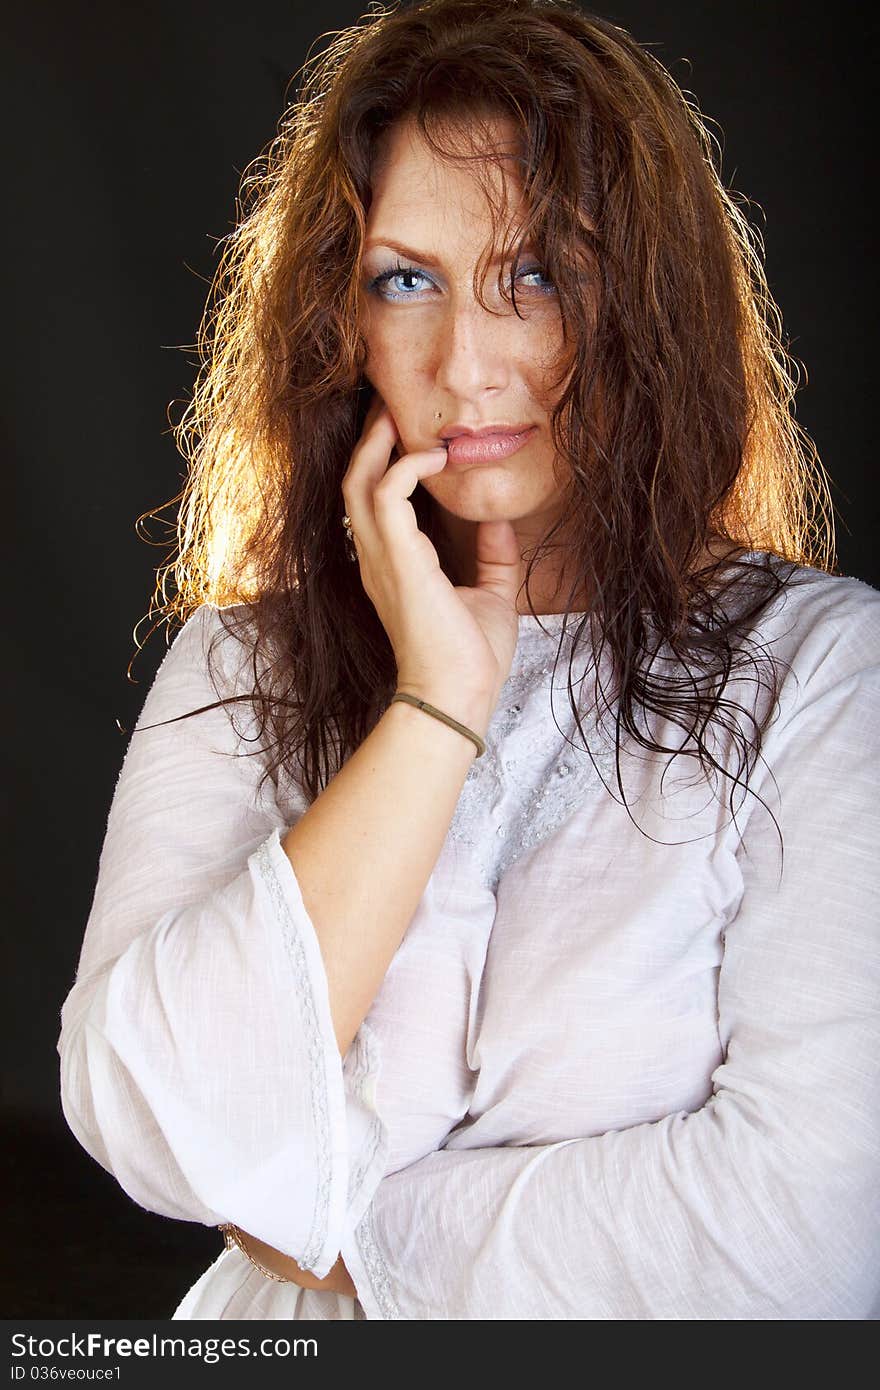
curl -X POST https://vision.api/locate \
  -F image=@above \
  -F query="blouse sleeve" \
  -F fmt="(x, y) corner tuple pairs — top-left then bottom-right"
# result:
(340, 585), (880, 1319)
(57, 605), (389, 1280)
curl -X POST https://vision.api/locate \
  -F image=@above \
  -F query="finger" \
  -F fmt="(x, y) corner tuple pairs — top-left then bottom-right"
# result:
(370, 446), (449, 558)
(471, 519), (525, 604)
(347, 402), (399, 482)
(342, 405), (401, 557)
(361, 388), (384, 433)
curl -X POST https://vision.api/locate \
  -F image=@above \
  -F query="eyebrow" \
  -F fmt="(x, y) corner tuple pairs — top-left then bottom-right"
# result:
(363, 237), (535, 266)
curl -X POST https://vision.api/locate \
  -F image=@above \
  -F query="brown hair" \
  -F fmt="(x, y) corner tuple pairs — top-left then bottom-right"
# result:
(133, 0), (836, 848)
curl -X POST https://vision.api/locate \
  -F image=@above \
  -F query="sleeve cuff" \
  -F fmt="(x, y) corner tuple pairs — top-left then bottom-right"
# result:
(340, 1198), (402, 1320)
(255, 825), (389, 1279)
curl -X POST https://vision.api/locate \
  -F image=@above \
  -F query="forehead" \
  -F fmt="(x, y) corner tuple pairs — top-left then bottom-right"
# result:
(366, 114), (527, 248)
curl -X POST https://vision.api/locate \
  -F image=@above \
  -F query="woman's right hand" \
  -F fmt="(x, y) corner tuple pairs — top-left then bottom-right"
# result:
(341, 392), (525, 732)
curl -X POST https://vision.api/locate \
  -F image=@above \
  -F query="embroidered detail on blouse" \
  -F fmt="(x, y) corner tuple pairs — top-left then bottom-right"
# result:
(346, 1021), (387, 1203)
(448, 618), (618, 892)
(254, 835), (333, 1274)
(354, 1203), (403, 1319)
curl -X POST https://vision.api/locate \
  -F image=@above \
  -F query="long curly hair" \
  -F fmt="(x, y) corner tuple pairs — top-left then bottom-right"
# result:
(133, 0), (836, 845)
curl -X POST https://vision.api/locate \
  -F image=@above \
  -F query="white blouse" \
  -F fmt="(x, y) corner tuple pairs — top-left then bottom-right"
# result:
(57, 554), (880, 1319)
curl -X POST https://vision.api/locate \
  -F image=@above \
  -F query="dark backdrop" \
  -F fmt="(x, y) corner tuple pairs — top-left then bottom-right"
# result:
(3, 0), (876, 1317)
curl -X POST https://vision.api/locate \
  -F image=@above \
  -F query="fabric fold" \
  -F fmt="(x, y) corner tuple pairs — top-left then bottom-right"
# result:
(327, 590), (880, 1319)
(57, 604), (391, 1283)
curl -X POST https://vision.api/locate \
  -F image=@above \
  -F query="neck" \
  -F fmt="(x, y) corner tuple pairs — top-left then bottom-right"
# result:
(428, 504), (746, 618)
(431, 507), (591, 617)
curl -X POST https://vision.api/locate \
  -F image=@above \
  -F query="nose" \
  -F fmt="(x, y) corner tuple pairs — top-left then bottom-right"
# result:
(433, 297), (512, 399)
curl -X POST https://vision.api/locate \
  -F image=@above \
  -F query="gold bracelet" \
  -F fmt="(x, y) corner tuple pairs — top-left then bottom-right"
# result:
(218, 1222), (293, 1284)
(390, 692), (487, 757)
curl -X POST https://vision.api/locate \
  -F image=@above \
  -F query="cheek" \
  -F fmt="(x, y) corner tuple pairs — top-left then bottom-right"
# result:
(522, 324), (567, 400)
(364, 320), (433, 392)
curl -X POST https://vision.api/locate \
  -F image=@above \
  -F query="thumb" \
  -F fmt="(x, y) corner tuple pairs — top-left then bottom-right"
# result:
(471, 519), (525, 606)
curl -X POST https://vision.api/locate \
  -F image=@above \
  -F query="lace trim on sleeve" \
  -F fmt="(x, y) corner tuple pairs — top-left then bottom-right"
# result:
(353, 1203), (403, 1320)
(253, 835), (334, 1272)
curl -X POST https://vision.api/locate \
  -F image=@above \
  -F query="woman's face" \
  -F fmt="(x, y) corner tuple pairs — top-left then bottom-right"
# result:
(359, 114), (576, 578)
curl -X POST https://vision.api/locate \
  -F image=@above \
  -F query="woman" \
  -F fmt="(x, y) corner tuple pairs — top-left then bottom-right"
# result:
(57, 0), (880, 1320)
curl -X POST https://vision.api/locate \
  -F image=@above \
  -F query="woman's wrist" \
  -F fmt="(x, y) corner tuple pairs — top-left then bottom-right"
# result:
(392, 682), (493, 744)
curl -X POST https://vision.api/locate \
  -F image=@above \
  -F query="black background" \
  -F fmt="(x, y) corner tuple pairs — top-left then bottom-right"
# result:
(2, 0), (876, 1317)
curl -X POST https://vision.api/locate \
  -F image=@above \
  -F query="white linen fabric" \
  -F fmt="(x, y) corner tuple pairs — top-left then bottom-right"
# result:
(57, 554), (880, 1319)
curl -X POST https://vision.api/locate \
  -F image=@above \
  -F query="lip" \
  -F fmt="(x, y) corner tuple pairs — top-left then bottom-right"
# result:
(442, 425), (537, 467)
(440, 423), (534, 439)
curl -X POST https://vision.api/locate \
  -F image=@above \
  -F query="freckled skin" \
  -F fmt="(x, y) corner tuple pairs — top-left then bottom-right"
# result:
(359, 114), (583, 604)
(229, 118), (742, 1300)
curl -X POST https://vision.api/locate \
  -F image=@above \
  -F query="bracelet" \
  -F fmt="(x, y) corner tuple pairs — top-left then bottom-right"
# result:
(390, 692), (486, 758)
(218, 1222), (293, 1283)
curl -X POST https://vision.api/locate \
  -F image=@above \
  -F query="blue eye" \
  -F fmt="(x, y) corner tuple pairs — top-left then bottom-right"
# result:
(366, 258), (557, 301)
(367, 261), (435, 300)
(515, 265), (557, 295)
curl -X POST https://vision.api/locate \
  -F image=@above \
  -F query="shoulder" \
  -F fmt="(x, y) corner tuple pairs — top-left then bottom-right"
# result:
(753, 557), (880, 672)
(167, 600), (254, 647)
(131, 602), (261, 738)
(742, 556), (880, 726)
(161, 601), (259, 686)
(769, 558), (880, 628)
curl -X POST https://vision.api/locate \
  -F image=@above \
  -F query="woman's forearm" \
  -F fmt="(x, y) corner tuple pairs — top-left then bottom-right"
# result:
(233, 1230), (357, 1296)
(282, 684), (492, 1058)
